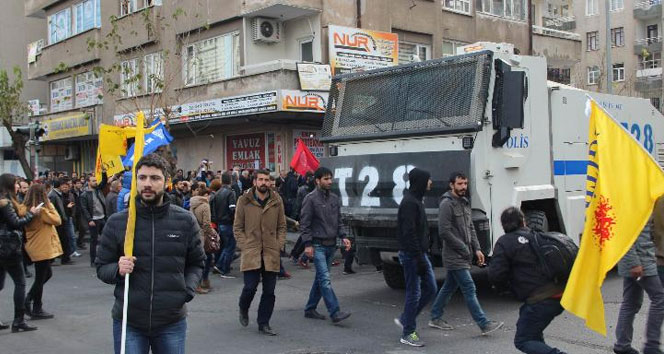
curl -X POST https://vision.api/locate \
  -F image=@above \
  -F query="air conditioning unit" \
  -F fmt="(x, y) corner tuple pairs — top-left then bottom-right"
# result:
(252, 17), (282, 43)
(64, 146), (80, 161)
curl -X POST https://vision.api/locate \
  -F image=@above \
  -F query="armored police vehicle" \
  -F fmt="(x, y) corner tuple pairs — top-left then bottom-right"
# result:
(319, 42), (664, 288)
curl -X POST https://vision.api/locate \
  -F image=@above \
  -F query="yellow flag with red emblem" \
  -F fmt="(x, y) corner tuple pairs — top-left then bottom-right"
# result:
(561, 99), (664, 336)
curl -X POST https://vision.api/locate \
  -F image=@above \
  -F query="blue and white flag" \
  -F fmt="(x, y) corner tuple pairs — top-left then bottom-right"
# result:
(122, 121), (173, 167)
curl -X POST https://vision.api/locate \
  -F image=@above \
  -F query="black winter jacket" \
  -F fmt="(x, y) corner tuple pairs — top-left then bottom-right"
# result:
(397, 169), (431, 257)
(48, 189), (68, 223)
(300, 187), (346, 247)
(210, 186), (236, 226)
(95, 195), (205, 333)
(80, 172), (108, 222)
(488, 227), (563, 303)
(0, 196), (34, 263)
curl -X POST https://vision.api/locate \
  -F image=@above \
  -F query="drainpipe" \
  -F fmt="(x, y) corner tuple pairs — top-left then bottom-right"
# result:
(528, 0), (533, 55)
(356, 0), (362, 28)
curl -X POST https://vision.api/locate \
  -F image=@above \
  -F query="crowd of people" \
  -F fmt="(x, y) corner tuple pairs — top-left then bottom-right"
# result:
(1, 154), (663, 354)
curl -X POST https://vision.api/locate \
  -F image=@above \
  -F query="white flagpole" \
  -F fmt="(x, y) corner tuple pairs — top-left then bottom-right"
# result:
(120, 274), (130, 354)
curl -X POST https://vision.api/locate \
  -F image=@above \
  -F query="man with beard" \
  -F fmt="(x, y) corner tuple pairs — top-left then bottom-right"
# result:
(17, 180), (29, 203)
(48, 177), (74, 265)
(235, 169), (286, 336)
(96, 153), (205, 354)
(428, 172), (503, 336)
(81, 173), (108, 267)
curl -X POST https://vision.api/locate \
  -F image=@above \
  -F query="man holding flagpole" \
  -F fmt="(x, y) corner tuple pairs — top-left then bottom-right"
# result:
(96, 153), (205, 354)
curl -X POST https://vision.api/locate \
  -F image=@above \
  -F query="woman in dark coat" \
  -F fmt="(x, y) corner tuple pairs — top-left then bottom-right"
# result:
(0, 174), (41, 332)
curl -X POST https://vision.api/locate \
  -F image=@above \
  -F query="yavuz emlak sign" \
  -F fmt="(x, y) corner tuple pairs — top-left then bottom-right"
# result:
(328, 25), (399, 75)
(226, 133), (266, 170)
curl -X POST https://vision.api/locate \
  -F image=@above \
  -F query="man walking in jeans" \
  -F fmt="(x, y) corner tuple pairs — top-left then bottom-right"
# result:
(81, 172), (108, 267)
(613, 218), (664, 354)
(300, 167), (352, 324)
(96, 154), (205, 354)
(211, 172), (237, 278)
(235, 169), (287, 336)
(395, 168), (437, 347)
(489, 207), (567, 354)
(429, 172), (503, 335)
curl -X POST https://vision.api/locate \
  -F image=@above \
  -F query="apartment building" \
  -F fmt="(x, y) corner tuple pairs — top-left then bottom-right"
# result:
(24, 0), (581, 173)
(574, 0), (663, 110)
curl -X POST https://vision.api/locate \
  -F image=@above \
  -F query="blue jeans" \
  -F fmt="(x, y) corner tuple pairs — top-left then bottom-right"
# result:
(398, 251), (437, 337)
(215, 225), (235, 274)
(305, 245), (341, 317)
(113, 318), (186, 354)
(514, 299), (566, 354)
(66, 218), (77, 254)
(430, 268), (489, 328)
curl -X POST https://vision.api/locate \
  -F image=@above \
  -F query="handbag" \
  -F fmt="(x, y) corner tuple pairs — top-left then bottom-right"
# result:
(0, 230), (22, 260)
(203, 227), (220, 254)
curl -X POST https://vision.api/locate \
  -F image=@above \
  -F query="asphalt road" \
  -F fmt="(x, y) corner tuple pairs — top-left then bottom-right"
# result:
(0, 235), (651, 354)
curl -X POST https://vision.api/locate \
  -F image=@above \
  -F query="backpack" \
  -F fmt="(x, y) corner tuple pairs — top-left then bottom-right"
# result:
(525, 230), (579, 284)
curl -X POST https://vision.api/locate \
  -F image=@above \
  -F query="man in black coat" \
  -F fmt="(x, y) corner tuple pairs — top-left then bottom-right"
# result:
(48, 177), (74, 265)
(96, 153), (205, 353)
(80, 172), (108, 267)
(395, 168), (437, 347)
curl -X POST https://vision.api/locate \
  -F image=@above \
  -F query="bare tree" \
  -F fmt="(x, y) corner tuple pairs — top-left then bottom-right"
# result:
(0, 67), (33, 179)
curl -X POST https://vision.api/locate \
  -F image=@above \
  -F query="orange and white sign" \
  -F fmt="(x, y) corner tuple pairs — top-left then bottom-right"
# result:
(328, 25), (399, 75)
(281, 90), (328, 113)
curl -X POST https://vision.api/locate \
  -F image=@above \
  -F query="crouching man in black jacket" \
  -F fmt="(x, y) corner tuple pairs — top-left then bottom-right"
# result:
(96, 154), (205, 354)
(488, 207), (567, 354)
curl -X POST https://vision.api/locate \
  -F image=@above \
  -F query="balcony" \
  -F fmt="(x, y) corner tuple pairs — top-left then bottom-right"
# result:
(636, 63), (663, 91)
(541, 16), (576, 32)
(634, 37), (663, 55)
(28, 29), (102, 80)
(634, 0), (662, 20)
(532, 25), (581, 40)
(25, 0), (65, 18)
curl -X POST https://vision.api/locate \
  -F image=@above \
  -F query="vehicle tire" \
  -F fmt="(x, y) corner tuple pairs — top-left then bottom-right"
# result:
(382, 262), (406, 289)
(525, 210), (549, 232)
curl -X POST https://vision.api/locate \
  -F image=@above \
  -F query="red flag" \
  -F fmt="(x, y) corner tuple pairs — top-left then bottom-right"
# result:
(290, 139), (320, 175)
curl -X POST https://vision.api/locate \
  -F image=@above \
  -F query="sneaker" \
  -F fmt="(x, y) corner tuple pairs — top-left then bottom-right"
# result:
(71, 252), (82, 257)
(304, 309), (326, 320)
(258, 325), (277, 336)
(220, 274), (236, 279)
(428, 318), (454, 330)
(342, 269), (356, 275)
(393, 318), (403, 330)
(239, 309), (249, 327)
(480, 320), (504, 336)
(331, 311), (351, 323)
(211, 266), (222, 274)
(613, 348), (639, 354)
(400, 332), (425, 347)
(331, 260), (341, 267)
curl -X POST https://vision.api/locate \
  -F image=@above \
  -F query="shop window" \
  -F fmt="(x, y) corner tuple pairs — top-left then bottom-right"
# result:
(183, 32), (240, 86)
(75, 72), (103, 107)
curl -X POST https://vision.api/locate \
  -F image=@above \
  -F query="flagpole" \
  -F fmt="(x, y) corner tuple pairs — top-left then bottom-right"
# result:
(120, 275), (130, 354)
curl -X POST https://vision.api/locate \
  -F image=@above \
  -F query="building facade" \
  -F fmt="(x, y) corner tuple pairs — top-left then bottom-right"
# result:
(23, 0), (581, 174)
(574, 0), (663, 109)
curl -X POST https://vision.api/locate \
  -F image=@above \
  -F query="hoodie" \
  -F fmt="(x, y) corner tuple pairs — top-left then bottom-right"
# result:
(397, 168), (431, 256)
(117, 171), (132, 213)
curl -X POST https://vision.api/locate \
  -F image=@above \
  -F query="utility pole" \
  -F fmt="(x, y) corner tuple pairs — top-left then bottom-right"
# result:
(605, 0), (613, 93)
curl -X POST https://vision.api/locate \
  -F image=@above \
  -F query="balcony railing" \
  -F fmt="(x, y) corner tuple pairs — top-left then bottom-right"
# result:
(542, 16), (576, 31)
(638, 59), (662, 71)
(635, 0), (662, 9)
(636, 37), (663, 45)
(532, 25), (581, 40)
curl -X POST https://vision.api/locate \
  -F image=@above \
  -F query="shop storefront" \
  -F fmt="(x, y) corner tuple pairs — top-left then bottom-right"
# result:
(39, 112), (97, 174)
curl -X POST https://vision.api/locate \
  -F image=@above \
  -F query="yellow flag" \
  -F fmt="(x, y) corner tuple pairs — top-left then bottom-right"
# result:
(561, 99), (664, 336)
(95, 148), (125, 180)
(98, 124), (130, 157)
(123, 112), (146, 258)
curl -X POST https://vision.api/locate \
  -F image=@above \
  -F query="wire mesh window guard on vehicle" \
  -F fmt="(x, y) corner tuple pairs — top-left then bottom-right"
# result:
(321, 51), (493, 142)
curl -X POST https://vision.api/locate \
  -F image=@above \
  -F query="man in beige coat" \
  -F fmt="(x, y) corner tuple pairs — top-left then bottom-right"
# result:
(234, 169), (287, 336)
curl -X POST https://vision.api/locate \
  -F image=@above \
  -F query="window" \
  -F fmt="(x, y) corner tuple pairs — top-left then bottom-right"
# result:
(121, 59), (139, 97)
(144, 52), (164, 93)
(587, 31), (599, 51)
(299, 39), (313, 62)
(647, 24), (659, 42)
(547, 68), (571, 84)
(444, 0), (472, 14)
(586, 0), (599, 15)
(639, 52), (662, 69)
(612, 63), (625, 82)
(74, 0), (101, 34)
(587, 66), (600, 85)
(50, 77), (73, 112)
(442, 40), (467, 57)
(183, 32), (240, 86)
(651, 97), (661, 110)
(611, 27), (624, 47)
(120, 0), (162, 16)
(75, 72), (103, 107)
(610, 0), (623, 11)
(478, 0), (527, 20)
(48, 8), (71, 44)
(399, 42), (432, 64)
